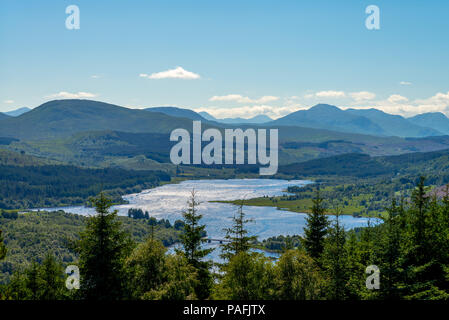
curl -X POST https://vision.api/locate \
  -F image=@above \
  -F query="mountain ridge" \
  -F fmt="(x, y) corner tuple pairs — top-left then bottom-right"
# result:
(270, 104), (444, 137)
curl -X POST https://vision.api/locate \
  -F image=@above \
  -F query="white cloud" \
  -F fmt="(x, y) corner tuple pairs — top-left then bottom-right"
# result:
(90, 75), (101, 79)
(46, 91), (98, 99)
(350, 91), (376, 101)
(347, 91), (449, 117)
(140, 67), (200, 80)
(315, 90), (346, 98)
(387, 94), (408, 103)
(3, 100), (14, 104)
(305, 90), (346, 99)
(195, 103), (302, 120)
(400, 81), (412, 85)
(209, 94), (279, 104)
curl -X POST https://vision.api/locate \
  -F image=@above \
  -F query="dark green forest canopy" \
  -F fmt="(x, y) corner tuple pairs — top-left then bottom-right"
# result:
(0, 164), (170, 209)
(0, 210), (181, 284)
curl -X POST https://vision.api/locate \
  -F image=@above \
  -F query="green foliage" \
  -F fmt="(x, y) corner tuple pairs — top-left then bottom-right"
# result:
(0, 164), (170, 209)
(256, 235), (302, 252)
(2, 254), (67, 300)
(303, 189), (329, 260)
(0, 230), (6, 261)
(141, 254), (197, 300)
(0, 210), (180, 284)
(321, 208), (349, 300)
(177, 190), (213, 300)
(273, 249), (325, 300)
(74, 193), (135, 300)
(125, 238), (167, 299)
(220, 203), (257, 261)
(2, 177), (449, 301)
(213, 252), (274, 300)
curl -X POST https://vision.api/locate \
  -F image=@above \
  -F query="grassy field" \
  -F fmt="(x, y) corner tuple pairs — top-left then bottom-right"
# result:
(214, 183), (389, 218)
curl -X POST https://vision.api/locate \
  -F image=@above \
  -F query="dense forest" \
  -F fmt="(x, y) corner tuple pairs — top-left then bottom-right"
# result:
(0, 165), (170, 209)
(0, 177), (448, 300)
(0, 209), (181, 284)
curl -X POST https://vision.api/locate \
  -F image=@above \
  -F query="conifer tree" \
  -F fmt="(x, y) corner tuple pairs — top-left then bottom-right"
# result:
(75, 192), (134, 300)
(220, 203), (257, 261)
(303, 189), (329, 261)
(0, 230), (6, 261)
(322, 207), (348, 300)
(377, 198), (403, 299)
(40, 254), (66, 300)
(177, 190), (213, 299)
(125, 238), (167, 299)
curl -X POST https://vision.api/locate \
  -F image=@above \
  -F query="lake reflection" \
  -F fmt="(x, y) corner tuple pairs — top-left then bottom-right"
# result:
(39, 179), (378, 241)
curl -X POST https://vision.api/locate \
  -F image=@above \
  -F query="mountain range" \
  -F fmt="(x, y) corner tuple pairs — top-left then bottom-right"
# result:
(3, 107), (31, 117)
(0, 100), (448, 140)
(269, 104), (444, 137)
(199, 111), (272, 124)
(0, 113), (10, 120)
(0, 100), (203, 140)
(407, 112), (449, 135)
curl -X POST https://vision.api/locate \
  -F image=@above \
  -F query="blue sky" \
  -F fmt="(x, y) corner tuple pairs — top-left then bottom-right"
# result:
(1, 0), (448, 118)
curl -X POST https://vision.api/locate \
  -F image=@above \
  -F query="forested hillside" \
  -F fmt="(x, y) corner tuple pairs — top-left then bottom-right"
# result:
(0, 210), (181, 284)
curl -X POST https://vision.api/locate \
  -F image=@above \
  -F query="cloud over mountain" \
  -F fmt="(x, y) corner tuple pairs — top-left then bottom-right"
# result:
(140, 67), (200, 80)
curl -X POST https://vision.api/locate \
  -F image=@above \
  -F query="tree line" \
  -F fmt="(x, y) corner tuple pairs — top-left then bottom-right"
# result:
(0, 176), (448, 300)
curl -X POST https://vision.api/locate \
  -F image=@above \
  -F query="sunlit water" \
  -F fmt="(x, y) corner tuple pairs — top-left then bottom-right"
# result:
(38, 179), (379, 262)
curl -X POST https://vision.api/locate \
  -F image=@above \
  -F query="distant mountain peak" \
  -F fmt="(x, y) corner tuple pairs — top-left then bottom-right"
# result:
(310, 103), (341, 111)
(4, 107), (31, 117)
(145, 106), (207, 121)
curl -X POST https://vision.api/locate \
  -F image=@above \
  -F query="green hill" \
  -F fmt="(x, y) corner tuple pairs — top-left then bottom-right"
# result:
(278, 148), (449, 182)
(146, 106), (207, 121)
(0, 100), (200, 140)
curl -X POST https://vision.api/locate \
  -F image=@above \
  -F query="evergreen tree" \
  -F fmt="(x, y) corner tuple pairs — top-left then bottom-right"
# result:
(377, 198), (403, 299)
(220, 203), (257, 261)
(401, 177), (448, 299)
(274, 249), (325, 300)
(214, 252), (274, 300)
(39, 254), (66, 300)
(345, 230), (365, 299)
(75, 192), (134, 300)
(0, 230), (6, 261)
(303, 189), (329, 261)
(25, 262), (43, 300)
(143, 254), (197, 300)
(125, 238), (167, 299)
(177, 190), (213, 299)
(322, 207), (349, 300)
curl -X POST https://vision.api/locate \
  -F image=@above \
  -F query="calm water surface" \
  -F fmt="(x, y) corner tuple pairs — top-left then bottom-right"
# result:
(39, 179), (379, 262)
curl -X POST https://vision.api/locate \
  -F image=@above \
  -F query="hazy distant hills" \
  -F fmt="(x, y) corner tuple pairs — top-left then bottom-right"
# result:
(0, 100), (201, 140)
(149, 107), (273, 124)
(270, 104), (385, 136)
(0, 99), (449, 168)
(270, 104), (444, 137)
(200, 111), (272, 124)
(0, 113), (11, 120)
(346, 108), (442, 137)
(0, 99), (448, 143)
(407, 112), (449, 135)
(146, 106), (207, 121)
(4, 107), (31, 117)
